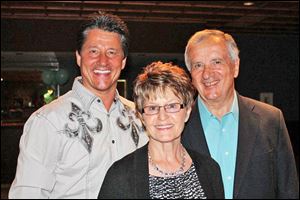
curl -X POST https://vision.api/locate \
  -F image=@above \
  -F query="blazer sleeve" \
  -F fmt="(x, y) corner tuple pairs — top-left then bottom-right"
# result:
(276, 110), (299, 199)
(98, 162), (129, 199)
(188, 149), (225, 199)
(207, 158), (225, 199)
(98, 153), (141, 199)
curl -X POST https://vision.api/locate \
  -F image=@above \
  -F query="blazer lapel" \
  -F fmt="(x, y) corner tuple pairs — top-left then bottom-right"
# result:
(188, 149), (215, 199)
(182, 101), (210, 156)
(134, 144), (150, 199)
(233, 95), (260, 198)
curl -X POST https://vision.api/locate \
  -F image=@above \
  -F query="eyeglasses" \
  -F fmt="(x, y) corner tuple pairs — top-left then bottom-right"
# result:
(142, 103), (185, 115)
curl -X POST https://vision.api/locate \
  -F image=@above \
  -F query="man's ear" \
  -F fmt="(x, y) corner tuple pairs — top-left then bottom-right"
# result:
(75, 51), (81, 68)
(234, 58), (240, 78)
(121, 57), (127, 70)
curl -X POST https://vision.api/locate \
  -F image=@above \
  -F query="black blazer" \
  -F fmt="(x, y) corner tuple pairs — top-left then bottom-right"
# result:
(98, 144), (224, 199)
(182, 94), (299, 199)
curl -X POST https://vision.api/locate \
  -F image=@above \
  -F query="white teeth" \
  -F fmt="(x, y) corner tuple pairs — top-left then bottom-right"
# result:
(204, 81), (217, 87)
(204, 82), (211, 87)
(94, 69), (111, 74)
(156, 124), (173, 129)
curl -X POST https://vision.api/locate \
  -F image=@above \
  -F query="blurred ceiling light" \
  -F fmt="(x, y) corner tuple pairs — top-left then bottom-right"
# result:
(244, 2), (254, 6)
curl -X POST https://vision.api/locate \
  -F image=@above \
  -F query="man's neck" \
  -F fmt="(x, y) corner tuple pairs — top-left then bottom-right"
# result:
(97, 89), (116, 112)
(202, 92), (235, 120)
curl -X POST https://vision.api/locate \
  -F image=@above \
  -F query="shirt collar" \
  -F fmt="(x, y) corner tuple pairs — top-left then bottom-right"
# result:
(72, 76), (120, 111)
(198, 90), (239, 121)
(231, 91), (239, 121)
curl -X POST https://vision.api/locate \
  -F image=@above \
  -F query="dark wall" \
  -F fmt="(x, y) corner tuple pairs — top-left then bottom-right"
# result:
(2, 19), (299, 121)
(1, 19), (81, 51)
(1, 126), (23, 183)
(236, 35), (299, 121)
(1, 19), (203, 52)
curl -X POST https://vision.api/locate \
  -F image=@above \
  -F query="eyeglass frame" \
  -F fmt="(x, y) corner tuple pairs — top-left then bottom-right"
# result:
(142, 103), (185, 115)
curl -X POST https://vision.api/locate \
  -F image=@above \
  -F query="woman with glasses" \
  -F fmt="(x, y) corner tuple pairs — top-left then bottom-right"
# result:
(98, 61), (224, 199)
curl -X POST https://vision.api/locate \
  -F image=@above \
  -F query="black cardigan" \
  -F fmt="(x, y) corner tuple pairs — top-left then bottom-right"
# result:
(98, 143), (224, 199)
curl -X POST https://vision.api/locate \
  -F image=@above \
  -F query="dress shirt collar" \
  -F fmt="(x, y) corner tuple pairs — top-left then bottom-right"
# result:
(198, 90), (239, 122)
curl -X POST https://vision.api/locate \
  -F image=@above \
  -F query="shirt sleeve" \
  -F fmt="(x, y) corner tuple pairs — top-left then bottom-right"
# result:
(9, 112), (61, 199)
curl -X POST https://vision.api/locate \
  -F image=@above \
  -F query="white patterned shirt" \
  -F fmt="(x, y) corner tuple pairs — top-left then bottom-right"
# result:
(9, 77), (149, 199)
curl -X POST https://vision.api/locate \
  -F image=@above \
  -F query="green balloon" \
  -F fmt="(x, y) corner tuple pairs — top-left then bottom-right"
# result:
(55, 69), (69, 85)
(42, 70), (55, 85)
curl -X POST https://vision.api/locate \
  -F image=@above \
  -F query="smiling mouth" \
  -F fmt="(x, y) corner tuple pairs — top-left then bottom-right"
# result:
(203, 80), (218, 87)
(155, 124), (173, 130)
(94, 69), (111, 74)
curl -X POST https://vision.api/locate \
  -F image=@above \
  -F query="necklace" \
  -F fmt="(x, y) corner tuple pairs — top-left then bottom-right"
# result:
(148, 145), (186, 177)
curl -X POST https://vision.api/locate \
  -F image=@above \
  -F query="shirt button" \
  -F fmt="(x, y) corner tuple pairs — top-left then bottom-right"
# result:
(112, 140), (115, 144)
(97, 99), (101, 103)
(222, 128), (226, 132)
(227, 176), (232, 180)
(225, 151), (229, 156)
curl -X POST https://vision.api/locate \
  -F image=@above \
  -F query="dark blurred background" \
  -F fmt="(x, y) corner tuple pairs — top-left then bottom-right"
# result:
(1, 1), (299, 198)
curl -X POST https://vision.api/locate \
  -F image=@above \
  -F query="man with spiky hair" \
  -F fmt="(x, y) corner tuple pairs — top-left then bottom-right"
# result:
(9, 12), (148, 199)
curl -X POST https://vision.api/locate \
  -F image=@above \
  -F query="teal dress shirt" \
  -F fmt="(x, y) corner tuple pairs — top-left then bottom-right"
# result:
(198, 92), (239, 199)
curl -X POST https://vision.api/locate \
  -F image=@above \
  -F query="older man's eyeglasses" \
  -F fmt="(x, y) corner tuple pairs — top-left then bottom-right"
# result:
(142, 103), (185, 115)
